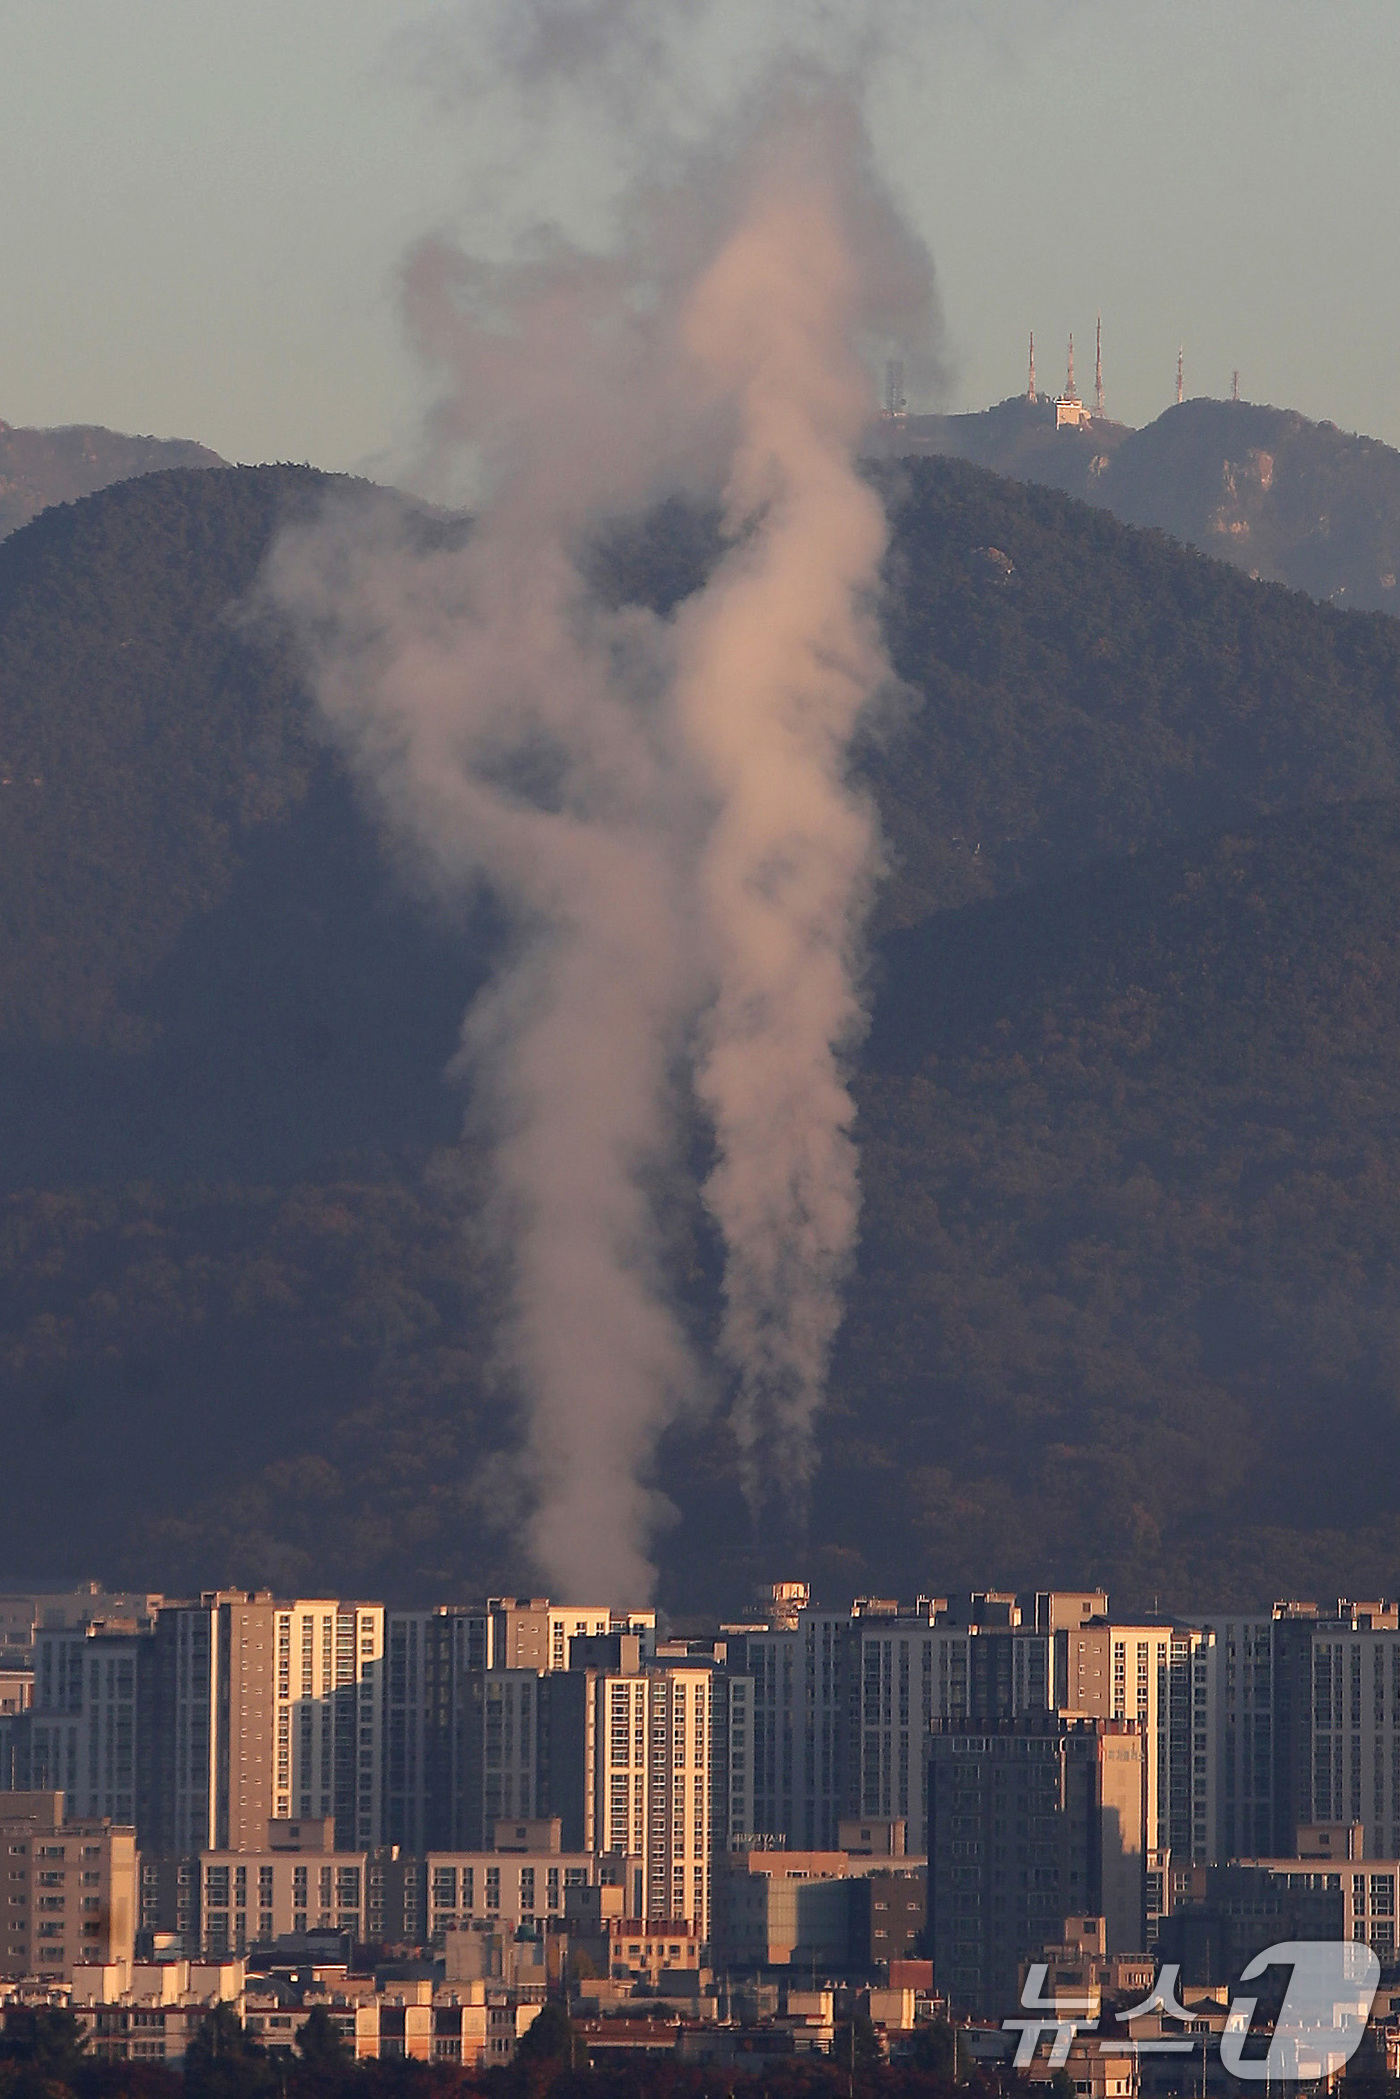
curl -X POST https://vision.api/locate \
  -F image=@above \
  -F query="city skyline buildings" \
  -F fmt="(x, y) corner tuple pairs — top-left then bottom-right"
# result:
(10, 1580), (1400, 1881)
(10, 1578), (1400, 2018)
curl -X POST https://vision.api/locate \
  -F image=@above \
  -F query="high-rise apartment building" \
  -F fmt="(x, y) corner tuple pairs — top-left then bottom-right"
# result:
(726, 1592), (1082, 1859)
(1058, 1621), (1171, 1853)
(1269, 1600), (1400, 1858)
(485, 1601), (657, 1675)
(379, 1604), (660, 1857)
(26, 1593), (385, 1859)
(143, 1596), (221, 1857)
(583, 1660), (749, 1938)
(1193, 1614), (1273, 1861)
(31, 1575), (1400, 1946)
(847, 1586), (1045, 1855)
(480, 1670), (546, 1833)
(382, 1609), (486, 1855)
(0, 1588), (165, 1665)
(273, 1599), (385, 1848)
(29, 1624), (148, 1829)
(735, 1610), (855, 1852)
(144, 1593), (386, 1856)
(928, 1714), (1146, 2015)
(1054, 1615), (1236, 1868)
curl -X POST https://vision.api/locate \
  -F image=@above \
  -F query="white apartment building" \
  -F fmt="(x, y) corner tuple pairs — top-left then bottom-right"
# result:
(1061, 1622), (1170, 1857)
(28, 1594), (386, 1859)
(1058, 1618), (1235, 1867)
(591, 1663), (749, 1939)
(485, 1601), (657, 1674)
(273, 1600), (385, 1848)
(544, 1608), (656, 1672)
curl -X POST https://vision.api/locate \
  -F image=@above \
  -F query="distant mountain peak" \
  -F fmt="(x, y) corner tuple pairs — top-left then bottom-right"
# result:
(879, 393), (1400, 612)
(0, 420), (225, 542)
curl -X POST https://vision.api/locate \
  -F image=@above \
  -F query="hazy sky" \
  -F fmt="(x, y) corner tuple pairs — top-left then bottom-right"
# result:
(0, 0), (1396, 473)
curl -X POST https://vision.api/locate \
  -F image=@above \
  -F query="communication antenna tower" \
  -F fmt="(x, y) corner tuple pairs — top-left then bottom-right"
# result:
(1094, 313), (1104, 417)
(1232, 369), (1240, 403)
(1027, 332), (1036, 403)
(883, 359), (907, 420)
(1176, 345), (1184, 406)
(1065, 333), (1078, 401)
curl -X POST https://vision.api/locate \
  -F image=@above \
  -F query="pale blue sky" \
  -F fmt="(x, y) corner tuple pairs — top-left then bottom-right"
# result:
(0, 0), (1396, 472)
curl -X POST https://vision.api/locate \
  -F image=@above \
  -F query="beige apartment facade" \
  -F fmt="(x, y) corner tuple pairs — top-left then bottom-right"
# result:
(271, 1600), (385, 1847)
(1061, 1623), (1170, 1854)
(198, 1823), (369, 1955)
(173, 1593), (386, 1855)
(0, 1792), (136, 1982)
(426, 1846), (598, 1941)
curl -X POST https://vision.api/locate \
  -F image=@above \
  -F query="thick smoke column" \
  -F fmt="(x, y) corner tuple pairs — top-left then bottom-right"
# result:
(670, 117), (893, 1505)
(269, 43), (936, 1596)
(266, 303), (706, 1604)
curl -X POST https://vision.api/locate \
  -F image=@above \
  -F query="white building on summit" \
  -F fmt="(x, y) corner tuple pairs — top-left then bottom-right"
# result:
(1056, 334), (1092, 428)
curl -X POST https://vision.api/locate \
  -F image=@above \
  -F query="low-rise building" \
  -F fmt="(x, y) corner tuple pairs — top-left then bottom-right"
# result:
(607, 1915), (705, 1984)
(1026, 2034), (1136, 2098)
(868, 1985), (917, 2033)
(853, 1871), (926, 1972)
(197, 1821), (367, 1955)
(70, 1959), (245, 2064)
(426, 1845), (600, 1940)
(715, 1851), (880, 1969)
(1018, 1914), (1156, 2015)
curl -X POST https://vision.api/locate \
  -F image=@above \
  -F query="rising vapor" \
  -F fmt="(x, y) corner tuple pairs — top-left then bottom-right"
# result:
(669, 114), (897, 1505)
(268, 7), (938, 1598)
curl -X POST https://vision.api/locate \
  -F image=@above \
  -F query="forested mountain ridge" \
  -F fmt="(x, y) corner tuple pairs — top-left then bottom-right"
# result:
(884, 394), (1400, 612)
(5, 460), (1400, 1613)
(0, 420), (224, 542)
(0, 466), (329, 1047)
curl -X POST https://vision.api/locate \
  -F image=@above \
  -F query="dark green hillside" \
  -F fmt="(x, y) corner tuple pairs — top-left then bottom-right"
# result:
(816, 799), (1400, 1612)
(5, 458), (1400, 1610)
(0, 466), (328, 1045)
(0, 467), (482, 1184)
(7, 457), (1400, 1064)
(11, 798), (1400, 1611)
(0, 1178), (516, 1599)
(868, 456), (1400, 925)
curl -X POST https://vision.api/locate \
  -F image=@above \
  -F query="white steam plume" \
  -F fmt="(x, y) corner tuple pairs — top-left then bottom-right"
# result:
(669, 112), (895, 1505)
(266, 333), (706, 1605)
(269, 53), (937, 1596)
